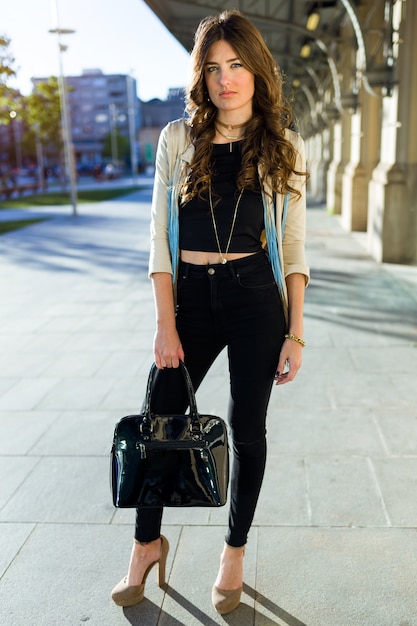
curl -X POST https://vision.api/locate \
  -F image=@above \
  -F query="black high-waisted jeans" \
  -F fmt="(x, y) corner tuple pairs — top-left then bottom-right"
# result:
(136, 250), (286, 547)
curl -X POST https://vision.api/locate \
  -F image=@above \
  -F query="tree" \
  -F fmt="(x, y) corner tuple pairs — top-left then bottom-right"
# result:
(23, 77), (63, 155)
(0, 34), (18, 125)
(102, 130), (130, 166)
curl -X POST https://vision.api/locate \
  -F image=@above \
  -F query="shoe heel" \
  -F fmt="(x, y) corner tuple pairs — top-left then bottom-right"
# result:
(156, 535), (169, 587)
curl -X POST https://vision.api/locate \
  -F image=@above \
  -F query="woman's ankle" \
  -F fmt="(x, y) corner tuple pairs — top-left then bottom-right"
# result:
(127, 537), (161, 585)
(215, 543), (245, 590)
(224, 542), (245, 553)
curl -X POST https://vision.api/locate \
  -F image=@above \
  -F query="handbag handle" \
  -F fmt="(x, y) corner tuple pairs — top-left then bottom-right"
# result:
(142, 362), (202, 437)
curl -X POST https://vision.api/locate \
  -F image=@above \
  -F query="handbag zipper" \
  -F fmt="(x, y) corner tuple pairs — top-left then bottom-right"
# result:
(137, 439), (210, 460)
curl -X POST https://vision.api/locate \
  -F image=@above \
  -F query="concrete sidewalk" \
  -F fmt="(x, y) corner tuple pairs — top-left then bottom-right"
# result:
(0, 188), (416, 626)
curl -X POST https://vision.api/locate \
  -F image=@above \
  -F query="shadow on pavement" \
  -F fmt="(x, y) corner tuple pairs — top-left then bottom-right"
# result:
(122, 584), (308, 626)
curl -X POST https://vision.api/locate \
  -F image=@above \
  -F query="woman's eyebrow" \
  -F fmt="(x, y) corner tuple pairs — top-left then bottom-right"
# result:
(205, 57), (240, 65)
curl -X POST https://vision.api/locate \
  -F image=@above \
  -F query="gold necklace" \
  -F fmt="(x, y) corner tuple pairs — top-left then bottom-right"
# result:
(208, 185), (244, 264)
(215, 125), (242, 140)
(215, 125), (244, 152)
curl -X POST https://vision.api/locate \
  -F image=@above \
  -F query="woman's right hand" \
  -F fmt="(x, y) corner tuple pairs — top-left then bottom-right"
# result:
(153, 326), (185, 369)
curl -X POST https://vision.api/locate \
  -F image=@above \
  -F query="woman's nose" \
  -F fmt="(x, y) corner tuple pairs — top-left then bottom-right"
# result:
(219, 69), (231, 86)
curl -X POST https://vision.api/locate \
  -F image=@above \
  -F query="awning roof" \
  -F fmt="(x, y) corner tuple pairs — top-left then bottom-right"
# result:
(143, 1), (395, 135)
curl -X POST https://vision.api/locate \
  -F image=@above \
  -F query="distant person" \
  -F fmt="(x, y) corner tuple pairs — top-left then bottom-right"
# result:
(93, 164), (103, 180)
(111, 9), (309, 615)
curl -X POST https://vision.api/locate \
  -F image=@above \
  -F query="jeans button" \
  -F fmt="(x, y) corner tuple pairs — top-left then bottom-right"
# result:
(208, 268), (215, 275)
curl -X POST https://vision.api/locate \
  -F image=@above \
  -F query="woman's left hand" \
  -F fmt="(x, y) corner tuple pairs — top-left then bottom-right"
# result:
(274, 338), (303, 385)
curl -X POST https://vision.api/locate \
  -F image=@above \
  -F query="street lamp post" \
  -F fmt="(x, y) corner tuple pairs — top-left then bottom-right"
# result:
(127, 75), (138, 182)
(9, 110), (23, 173)
(109, 103), (119, 170)
(49, 1), (77, 215)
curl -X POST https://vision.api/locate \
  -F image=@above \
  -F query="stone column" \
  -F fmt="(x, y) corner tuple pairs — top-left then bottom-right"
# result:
(326, 120), (341, 212)
(334, 110), (352, 215)
(316, 125), (330, 203)
(341, 0), (385, 232)
(333, 20), (357, 216)
(368, 0), (417, 263)
(307, 133), (322, 199)
(341, 105), (365, 231)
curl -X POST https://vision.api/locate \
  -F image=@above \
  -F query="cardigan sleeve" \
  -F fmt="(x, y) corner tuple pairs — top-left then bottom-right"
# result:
(282, 131), (310, 285)
(148, 123), (173, 277)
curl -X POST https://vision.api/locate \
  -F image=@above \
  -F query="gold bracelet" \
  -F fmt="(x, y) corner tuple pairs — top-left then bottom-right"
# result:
(284, 332), (306, 347)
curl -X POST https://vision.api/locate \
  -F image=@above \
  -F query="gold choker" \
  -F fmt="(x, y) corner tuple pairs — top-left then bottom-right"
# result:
(216, 119), (248, 130)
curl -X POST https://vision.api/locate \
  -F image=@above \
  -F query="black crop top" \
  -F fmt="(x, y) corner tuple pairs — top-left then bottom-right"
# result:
(179, 141), (264, 253)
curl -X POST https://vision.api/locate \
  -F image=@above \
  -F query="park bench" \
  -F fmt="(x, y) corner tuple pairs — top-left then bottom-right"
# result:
(0, 181), (41, 200)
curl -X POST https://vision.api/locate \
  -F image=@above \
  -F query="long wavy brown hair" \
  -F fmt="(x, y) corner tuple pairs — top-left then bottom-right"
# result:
(182, 9), (306, 202)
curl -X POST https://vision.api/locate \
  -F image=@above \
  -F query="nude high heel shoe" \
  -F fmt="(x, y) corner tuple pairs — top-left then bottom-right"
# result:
(111, 535), (169, 607)
(212, 585), (243, 615)
(212, 543), (244, 615)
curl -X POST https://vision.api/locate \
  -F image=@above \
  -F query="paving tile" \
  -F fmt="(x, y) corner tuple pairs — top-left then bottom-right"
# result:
(19, 332), (71, 353)
(0, 351), (54, 377)
(0, 457), (40, 511)
(45, 302), (103, 317)
(300, 346), (355, 373)
(58, 330), (138, 352)
(40, 350), (111, 377)
(0, 377), (59, 410)
(256, 527), (417, 626)
(271, 371), (335, 408)
(375, 406), (417, 455)
(37, 315), (84, 332)
(0, 304), (22, 318)
(0, 410), (60, 455)
(28, 410), (116, 456)
(101, 375), (149, 411)
(0, 378), (19, 397)
(194, 374), (230, 416)
(254, 456), (310, 526)
(0, 523), (35, 577)
(391, 372), (417, 405)
(348, 345), (417, 372)
(94, 349), (150, 378)
(0, 457), (113, 524)
(268, 406), (385, 456)
(36, 376), (116, 410)
(306, 456), (389, 527)
(371, 458), (417, 527)
(75, 314), (142, 332)
(99, 300), (136, 316)
(0, 332), (33, 352)
(330, 371), (405, 408)
(0, 315), (49, 333)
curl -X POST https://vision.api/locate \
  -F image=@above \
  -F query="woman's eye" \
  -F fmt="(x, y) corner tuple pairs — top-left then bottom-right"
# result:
(207, 66), (218, 73)
(231, 63), (242, 68)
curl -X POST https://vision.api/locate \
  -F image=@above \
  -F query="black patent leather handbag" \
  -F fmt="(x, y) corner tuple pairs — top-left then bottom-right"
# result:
(110, 362), (229, 508)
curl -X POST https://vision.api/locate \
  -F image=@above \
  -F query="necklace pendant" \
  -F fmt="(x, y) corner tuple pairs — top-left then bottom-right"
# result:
(220, 258), (227, 265)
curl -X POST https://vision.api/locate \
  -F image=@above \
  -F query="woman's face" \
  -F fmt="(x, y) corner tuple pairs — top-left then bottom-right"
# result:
(204, 39), (255, 120)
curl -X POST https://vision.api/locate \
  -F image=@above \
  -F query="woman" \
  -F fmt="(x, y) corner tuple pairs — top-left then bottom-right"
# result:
(112, 9), (309, 615)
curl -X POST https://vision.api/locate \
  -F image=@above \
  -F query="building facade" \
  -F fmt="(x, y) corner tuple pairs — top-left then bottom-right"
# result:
(139, 87), (185, 168)
(33, 69), (141, 172)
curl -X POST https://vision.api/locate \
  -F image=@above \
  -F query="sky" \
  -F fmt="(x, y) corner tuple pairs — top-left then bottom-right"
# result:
(2, 0), (192, 101)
